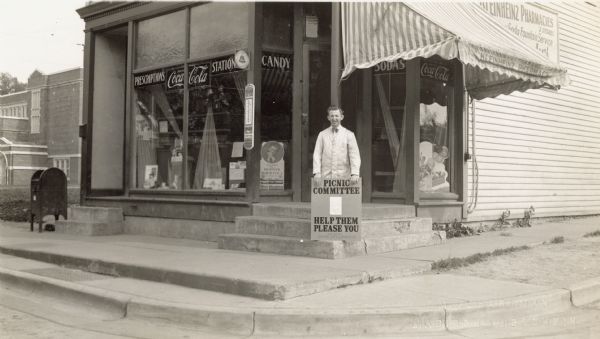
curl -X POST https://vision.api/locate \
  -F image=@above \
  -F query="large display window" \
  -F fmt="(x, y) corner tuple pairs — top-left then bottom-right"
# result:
(371, 58), (456, 196)
(132, 4), (250, 192)
(187, 62), (246, 190)
(133, 70), (184, 189)
(131, 3), (294, 192)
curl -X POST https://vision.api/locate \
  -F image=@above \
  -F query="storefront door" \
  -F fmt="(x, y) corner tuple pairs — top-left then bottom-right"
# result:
(300, 43), (331, 201)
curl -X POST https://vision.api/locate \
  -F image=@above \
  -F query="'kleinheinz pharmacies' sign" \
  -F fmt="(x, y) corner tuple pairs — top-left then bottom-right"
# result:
(479, 2), (559, 63)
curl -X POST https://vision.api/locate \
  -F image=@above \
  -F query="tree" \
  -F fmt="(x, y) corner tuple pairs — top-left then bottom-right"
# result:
(0, 73), (26, 95)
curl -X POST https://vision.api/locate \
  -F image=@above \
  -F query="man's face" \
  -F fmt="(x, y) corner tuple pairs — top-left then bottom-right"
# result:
(327, 109), (344, 128)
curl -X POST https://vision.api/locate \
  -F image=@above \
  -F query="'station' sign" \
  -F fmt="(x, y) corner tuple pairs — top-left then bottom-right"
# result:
(311, 178), (362, 241)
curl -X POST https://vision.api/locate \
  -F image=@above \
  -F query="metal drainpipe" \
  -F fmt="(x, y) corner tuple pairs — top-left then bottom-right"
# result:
(467, 97), (478, 214)
(0, 150), (9, 185)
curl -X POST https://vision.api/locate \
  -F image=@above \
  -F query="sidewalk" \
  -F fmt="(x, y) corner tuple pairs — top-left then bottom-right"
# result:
(1, 216), (599, 337)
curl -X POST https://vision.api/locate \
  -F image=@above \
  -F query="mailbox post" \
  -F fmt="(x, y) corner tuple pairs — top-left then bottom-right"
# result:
(30, 168), (68, 232)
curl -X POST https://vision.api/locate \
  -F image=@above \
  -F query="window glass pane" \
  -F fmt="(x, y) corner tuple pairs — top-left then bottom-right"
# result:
(136, 11), (185, 69)
(261, 52), (293, 190)
(372, 70), (406, 193)
(190, 3), (248, 60)
(263, 3), (293, 51)
(133, 67), (184, 189)
(419, 78), (452, 193)
(188, 65), (246, 191)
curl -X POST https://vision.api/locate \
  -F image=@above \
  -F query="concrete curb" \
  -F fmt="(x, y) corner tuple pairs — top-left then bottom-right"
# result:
(125, 298), (255, 335)
(445, 289), (572, 330)
(0, 267), (129, 319)
(252, 307), (446, 335)
(569, 277), (600, 306)
(2, 265), (600, 336)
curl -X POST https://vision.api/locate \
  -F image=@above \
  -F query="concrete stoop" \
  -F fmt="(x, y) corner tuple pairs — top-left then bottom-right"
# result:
(219, 203), (445, 259)
(55, 206), (124, 236)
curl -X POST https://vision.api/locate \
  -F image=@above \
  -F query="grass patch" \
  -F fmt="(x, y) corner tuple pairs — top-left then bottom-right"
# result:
(500, 232), (512, 237)
(584, 230), (600, 238)
(431, 245), (530, 271)
(548, 236), (564, 244)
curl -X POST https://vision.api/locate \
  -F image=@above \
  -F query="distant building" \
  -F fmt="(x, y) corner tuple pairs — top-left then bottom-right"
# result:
(0, 68), (83, 186)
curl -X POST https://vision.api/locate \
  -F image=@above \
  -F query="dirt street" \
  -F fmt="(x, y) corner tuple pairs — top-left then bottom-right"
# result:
(446, 235), (600, 288)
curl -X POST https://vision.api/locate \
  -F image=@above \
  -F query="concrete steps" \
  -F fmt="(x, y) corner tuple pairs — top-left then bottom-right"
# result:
(219, 203), (445, 259)
(219, 232), (445, 259)
(235, 216), (433, 239)
(252, 202), (416, 219)
(55, 206), (123, 236)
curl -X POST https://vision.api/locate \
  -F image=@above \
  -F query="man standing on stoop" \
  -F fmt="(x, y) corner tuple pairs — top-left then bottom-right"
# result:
(312, 106), (361, 185)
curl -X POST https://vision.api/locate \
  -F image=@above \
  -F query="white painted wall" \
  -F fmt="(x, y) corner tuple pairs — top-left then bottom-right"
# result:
(90, 31), (127, 190)
(466, 2), (600, 221)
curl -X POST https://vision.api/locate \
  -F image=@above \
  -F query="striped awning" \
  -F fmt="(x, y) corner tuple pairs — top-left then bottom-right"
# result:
(341, 2), (569, 99)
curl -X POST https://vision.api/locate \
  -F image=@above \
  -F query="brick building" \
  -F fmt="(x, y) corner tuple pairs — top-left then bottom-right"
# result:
(0, 68), (83, 186)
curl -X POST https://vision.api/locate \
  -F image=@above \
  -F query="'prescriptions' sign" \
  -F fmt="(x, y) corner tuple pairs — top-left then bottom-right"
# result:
(311, 178), (362, 241)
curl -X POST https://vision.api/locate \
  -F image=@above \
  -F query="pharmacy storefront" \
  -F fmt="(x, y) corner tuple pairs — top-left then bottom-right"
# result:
(77, 2), (586, 227)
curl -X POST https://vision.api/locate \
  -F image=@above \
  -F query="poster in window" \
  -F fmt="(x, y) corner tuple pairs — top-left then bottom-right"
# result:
(144, 165), (158, 189)
(260, 141), (284, 190)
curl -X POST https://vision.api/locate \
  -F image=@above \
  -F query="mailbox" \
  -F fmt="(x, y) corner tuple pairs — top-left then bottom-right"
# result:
(30, 168), (68, 232)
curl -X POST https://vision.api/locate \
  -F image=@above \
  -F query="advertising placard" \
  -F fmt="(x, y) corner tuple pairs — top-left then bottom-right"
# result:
(260, 141), (284, 190)
(244, 84), (255, 150)
(311, 178), (362, 241)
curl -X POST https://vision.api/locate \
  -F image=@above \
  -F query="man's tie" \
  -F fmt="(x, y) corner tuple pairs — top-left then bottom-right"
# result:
(333, 127), (338, 133)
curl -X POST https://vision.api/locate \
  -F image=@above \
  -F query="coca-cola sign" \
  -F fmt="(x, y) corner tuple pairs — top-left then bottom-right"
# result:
(420, 62), (452, 82)
(166, 68), (185, 90)
(133, 54), (250, 91)
(188, 63), (209, 88)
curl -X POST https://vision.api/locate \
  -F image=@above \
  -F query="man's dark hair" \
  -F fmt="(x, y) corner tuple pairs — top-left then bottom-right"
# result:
(327, 106), (344, 116)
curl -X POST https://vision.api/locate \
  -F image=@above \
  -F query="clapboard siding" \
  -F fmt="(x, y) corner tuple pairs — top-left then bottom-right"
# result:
(465, 1), (600, 221)
(473, 136), (600, 155)
(477, 94), (600, 118)
(475, 106), (600, 132)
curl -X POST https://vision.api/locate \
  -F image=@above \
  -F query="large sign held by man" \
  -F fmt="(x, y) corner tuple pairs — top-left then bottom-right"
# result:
(311, 105), (362, 241)
(311, 178), (362, 241)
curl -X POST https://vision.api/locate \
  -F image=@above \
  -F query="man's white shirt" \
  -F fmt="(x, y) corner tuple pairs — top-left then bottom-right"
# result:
(313, 126), (361, 178)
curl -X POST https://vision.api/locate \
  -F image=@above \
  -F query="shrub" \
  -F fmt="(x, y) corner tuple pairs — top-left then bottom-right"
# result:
(432, 219), (475, 239)
(0, 200), (30, 222)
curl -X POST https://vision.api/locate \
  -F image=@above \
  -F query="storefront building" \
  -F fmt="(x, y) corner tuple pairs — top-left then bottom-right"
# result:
(76, 2), (598, 227)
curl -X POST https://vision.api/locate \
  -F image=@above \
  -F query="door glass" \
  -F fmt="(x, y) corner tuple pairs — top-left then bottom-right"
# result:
(302, 49), (331, 201)
(372, 70), (407, 193)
